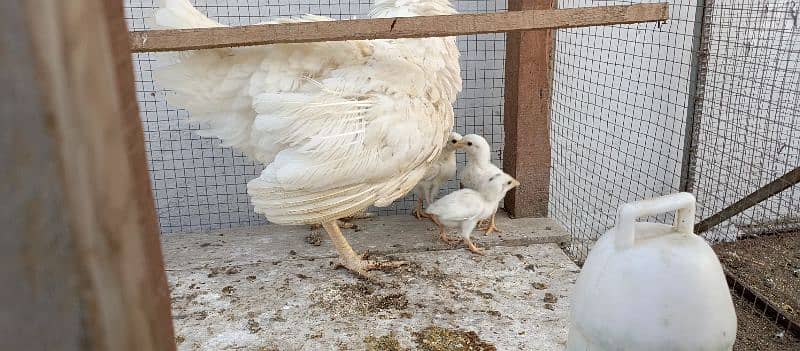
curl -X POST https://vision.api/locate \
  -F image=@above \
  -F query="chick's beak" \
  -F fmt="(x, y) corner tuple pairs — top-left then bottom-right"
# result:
(510, 179), (521, 188)
(453, 140), (466, 148)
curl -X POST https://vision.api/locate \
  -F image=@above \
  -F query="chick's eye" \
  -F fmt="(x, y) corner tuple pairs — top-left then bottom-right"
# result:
(451, 139), (457, 143)
(467, 142), (473, 146)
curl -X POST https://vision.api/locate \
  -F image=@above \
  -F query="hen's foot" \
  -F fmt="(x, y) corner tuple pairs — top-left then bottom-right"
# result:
(335, 253), (408, 277)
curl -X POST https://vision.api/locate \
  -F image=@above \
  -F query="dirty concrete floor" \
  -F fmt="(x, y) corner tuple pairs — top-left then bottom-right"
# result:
(162, 214), (579, 350)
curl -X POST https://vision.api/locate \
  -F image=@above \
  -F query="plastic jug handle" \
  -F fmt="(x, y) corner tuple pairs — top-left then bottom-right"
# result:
(615, 192), (696, 250)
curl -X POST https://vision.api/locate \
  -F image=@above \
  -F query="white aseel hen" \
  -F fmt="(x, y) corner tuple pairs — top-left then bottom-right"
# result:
(151, 0), (461, 276)
(412, 132), (463, 219)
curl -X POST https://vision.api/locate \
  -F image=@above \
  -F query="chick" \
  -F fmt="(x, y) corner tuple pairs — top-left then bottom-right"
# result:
(458, 134), (505, 235)
(412, 132), (464, 219)
(427, 172), (520, 255)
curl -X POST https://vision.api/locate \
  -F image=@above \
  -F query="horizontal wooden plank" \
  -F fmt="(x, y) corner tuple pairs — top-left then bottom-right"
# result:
(130, 3), (668, 52)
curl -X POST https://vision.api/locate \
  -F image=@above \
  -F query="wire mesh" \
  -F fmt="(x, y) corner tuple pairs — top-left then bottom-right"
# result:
(125, 0), (506, 234)
(688, 0), (800, 333)
(687, 0), (800, 242)
(549, 0), (697, 262)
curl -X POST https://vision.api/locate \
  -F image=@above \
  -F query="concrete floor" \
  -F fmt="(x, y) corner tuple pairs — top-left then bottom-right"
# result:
(162, 213), (580, 350)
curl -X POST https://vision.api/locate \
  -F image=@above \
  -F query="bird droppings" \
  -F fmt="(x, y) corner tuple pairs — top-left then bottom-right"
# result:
(175, 335), (186, 344)
(162, 219), (576, 350)
(543, 292), (558, 304)
(544, 303), (555, 311)
(310, 282), (409, 315)
(413, 326), (496, 351)
(246, 319), (262, 333)
(532, 282), (548, 290)
(221, 286), (235, 295)
(525, 264), (536, 272)
(364, 333), (406, 351)
(305, 232), (323, 246)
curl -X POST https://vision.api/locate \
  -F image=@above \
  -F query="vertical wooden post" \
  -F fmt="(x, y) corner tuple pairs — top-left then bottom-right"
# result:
(0, 1), (175, 350)
(503, 0), (556, 218)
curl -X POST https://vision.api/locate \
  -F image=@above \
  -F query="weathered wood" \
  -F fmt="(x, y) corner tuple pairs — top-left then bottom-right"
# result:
(503, 0), (555, 218)
(1, 0), (175, 350)
(102, 1), (177, 349)
(1, 1), (83, 349)
(696, 166), (800, 233)
(130, 3), (669, 52)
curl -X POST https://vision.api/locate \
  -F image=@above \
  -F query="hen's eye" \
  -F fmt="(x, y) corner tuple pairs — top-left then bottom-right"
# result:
(467, 142), (473, 146)
(507, 181), (512, 185)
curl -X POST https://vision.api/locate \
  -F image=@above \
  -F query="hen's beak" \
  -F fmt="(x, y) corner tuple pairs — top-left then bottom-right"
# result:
(510, 179), (521, 188)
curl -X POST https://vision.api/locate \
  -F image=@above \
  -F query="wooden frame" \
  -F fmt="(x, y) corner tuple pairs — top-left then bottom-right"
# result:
(130, 3), (668, 52)
(503, 0), (555, 218)
(1, 0), (174, 350)
(2, 1), (669, 349)
(129, 2), (668, 217)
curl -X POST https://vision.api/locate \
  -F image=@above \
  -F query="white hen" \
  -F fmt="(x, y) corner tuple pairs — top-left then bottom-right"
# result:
(152, 0), (462, 276)
(458, 134), (505, 235)
(412, 132), (463, 220)
(427, 172), (519, 255)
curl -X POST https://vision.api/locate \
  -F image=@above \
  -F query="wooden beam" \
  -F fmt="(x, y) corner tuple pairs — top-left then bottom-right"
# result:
(130, 3), (668, 52)
(1, 0), (175, 350)
(696, 166), (800, 233)
(502, 0), (555, 218)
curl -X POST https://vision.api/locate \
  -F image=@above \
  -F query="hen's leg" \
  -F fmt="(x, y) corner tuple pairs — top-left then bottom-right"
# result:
(322, 220), (407, 277)
(480, 211), (503, 236)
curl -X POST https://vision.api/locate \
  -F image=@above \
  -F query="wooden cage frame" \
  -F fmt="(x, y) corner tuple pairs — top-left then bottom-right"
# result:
(2, 0), (666, 349)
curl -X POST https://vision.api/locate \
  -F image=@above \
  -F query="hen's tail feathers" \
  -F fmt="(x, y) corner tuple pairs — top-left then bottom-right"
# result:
(152, 0), (225, 29)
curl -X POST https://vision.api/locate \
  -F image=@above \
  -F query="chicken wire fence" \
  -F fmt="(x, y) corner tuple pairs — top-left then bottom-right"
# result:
(125, 0), (506, 233)
(126, 0), (799, 263)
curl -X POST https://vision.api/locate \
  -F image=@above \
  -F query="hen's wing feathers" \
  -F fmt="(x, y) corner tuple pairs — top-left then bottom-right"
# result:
(153, 1), (459, 224)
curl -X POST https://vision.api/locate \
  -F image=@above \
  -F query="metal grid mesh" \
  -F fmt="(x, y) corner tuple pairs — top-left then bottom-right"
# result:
(687, 0), (800, 242)
(550, 0), (697, 262)
(125, 0), (506, 234)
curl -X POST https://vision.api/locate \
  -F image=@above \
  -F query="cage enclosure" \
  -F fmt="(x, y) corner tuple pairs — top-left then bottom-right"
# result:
(4, 0), (792, 349)
(119, 0), (800, 349)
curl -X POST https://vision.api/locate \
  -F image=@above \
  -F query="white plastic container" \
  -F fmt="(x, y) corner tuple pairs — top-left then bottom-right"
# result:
(566, 192), (737, 351)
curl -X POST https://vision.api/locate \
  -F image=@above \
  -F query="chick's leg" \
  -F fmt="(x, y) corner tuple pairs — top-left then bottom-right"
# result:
(413, 187), (432, 220)
(412, 196), (427, 220)
(461, 219), (485, 255)
(322, 220), (407, 277)
(480, 211), (503, 236)
(431, 215), (459, 245)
